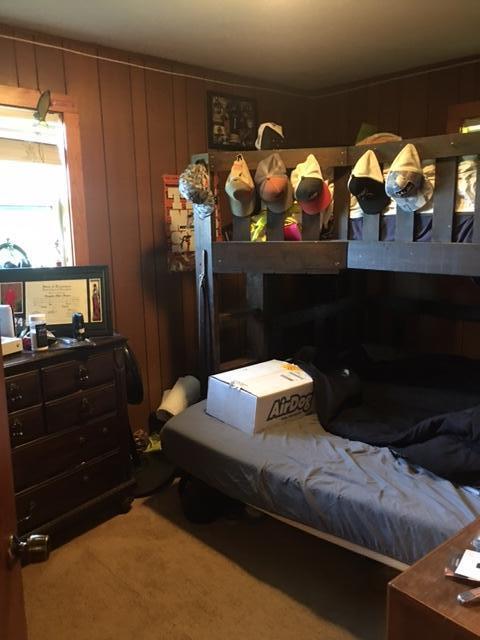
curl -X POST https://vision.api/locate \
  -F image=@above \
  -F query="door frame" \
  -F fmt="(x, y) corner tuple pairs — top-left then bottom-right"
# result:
(0, 353), (28, 640)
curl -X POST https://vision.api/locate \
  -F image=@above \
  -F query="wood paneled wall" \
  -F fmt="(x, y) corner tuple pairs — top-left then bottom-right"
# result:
(311, 58), (480, 145)
(0, 24), (312, 428)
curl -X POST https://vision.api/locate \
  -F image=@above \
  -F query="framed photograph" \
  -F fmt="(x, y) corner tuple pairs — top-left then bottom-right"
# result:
(1, 281), (23, 313)
(207, 92), (257, 150)
(0, 265), (112, 337)
(88, 278), (103, 323)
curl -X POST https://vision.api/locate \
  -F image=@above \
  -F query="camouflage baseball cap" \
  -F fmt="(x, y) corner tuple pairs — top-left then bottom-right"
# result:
(179, 163), (215, 218)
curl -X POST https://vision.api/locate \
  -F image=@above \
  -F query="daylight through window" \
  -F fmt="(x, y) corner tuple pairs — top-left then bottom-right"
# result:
(0, 105), (73, 268)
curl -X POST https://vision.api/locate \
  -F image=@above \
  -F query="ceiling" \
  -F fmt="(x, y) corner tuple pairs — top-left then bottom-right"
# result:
(1, 0), (479, 91)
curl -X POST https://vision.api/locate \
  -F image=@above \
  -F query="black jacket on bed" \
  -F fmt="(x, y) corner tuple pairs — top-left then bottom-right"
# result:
(296, 350), (480, 486)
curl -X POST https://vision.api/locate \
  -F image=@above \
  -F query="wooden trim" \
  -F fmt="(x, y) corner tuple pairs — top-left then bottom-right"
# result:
(212, 241), (347, 274)
(63, 111), (89, 264)
(209, 146), (347, 172)
(446, 100), (480, 134)
(347, 242), (480, 277)
(0, 83), (77, 113)
(0, 83), (89, 265)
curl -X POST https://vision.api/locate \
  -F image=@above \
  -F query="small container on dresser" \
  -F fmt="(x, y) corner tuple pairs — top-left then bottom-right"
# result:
(3, 335), (135, 541)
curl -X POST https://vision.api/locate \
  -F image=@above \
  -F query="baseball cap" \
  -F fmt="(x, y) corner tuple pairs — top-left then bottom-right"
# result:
(291, 154), (332, 215)
(225, 154), (255, 217)
(385, 144), (433, 213)
(255, 123), (285, 150)
(254, 152), (293, 214)
(179, 163), (215, 218)
(348, 149), (390, 215)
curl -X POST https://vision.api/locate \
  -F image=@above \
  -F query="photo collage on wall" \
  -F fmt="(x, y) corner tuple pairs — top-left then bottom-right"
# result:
(207, 92), (257, 150)
(163, 175), (223, 272)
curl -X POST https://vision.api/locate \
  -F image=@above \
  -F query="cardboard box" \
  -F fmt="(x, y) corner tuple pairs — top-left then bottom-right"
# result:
(206, 359), (313, 433)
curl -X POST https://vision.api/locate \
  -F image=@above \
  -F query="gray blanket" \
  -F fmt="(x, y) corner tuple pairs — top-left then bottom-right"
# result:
(162, 401), (480, 565)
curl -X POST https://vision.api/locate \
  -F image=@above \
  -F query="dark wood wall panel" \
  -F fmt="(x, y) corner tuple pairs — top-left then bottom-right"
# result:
(129, 57), (163, 420)
(13, 29), (38, 89)
(34, 33), (66, 93)
(97, 52), (150, 428)
(0, 25), (17, 86)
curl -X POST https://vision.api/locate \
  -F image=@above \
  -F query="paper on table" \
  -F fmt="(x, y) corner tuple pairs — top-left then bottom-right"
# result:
(25, 279), (88, 325)
(455, 549), (480, 582)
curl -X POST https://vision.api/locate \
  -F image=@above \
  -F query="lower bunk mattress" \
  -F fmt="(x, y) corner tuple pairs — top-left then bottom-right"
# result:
(162, 400), (480, 566)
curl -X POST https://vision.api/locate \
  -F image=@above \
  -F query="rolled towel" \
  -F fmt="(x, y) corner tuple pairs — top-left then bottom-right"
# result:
(155, 375), (201, 422)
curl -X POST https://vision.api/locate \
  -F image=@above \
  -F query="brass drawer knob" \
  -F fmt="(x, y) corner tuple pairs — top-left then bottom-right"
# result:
(80, 397), (92, 415)
(10, 418), (24, 439)
(8, 382), (23, 403)
(101, 426), (109, 435)
(78, 365), (89, 383)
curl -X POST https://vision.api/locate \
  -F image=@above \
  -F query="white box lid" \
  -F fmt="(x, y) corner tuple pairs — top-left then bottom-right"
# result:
(211, 359), (312, 398)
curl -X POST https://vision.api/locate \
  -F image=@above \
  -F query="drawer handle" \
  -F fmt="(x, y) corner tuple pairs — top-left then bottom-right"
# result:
(78, 435), (87, 445)
(10, 418), (24, 439)
(101, 426), (109, 435)
(18, 500), (36, 526)
(78, 365), (89, 383)
(82, 473), (90, 483)
(8, 383), (23, 404)
(80, 397), (92, 416)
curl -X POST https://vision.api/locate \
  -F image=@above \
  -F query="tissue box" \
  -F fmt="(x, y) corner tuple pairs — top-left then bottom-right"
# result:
(206, 359), (313, 433)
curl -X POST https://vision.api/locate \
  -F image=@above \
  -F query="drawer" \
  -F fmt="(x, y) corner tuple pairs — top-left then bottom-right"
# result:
(16, 451), (129, 534)
(6, 371), (41, 412)
(42, 360), (79, 400)
(13, 416), (119, 490)
(42, 351), (115, 401)
(45, 383), (117, 433)
(84, 351), (115, 389)
(9, 405), (45, 448)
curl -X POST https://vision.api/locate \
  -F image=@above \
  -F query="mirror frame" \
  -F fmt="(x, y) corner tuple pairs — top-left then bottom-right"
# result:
(0, 84), (89, 265)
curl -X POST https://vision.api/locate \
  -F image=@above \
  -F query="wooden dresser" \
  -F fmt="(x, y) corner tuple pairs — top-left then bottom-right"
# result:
(3, 335), (135, 542)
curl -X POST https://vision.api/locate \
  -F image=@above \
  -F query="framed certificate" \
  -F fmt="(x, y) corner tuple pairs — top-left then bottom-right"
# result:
(0, 265), (112, 337)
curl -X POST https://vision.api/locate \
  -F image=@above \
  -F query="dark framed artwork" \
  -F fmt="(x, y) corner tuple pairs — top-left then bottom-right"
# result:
(0, 265), (113, 337)
(207, 91), (257, 150)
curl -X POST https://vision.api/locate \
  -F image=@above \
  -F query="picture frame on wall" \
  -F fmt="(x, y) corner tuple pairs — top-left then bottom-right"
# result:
(0, 265), (113, 337)
(207, 91), (257, 150)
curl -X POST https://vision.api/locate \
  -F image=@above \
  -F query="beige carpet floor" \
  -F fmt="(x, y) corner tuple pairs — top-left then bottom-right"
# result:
(22, 483), (398, 640)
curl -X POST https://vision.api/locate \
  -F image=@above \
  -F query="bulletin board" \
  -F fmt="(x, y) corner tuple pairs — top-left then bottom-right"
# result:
(163, 174), (223, 273)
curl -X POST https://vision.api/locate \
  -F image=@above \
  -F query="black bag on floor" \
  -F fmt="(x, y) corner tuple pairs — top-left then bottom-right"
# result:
(178, 475), (241, 524)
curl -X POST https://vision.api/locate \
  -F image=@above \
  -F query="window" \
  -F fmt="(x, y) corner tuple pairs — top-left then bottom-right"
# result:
(0, 106), (73, 268)
(460, 117), (480, 134)
(0, 85), (88, 266)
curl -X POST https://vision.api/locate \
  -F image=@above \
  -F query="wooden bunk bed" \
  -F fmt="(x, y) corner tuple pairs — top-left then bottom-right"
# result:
(192, 131), (480, 379)
(161, 132), (480, 571)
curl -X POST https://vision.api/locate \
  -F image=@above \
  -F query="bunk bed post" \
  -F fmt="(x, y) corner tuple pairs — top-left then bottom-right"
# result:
(395, 208), (415, 241)
(473, 162), (480, 244)
(266, 211), (285, 240)
(432, 157), (456, 242)
(192, 153), (220, 392)
(332, 163), (350, 240)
